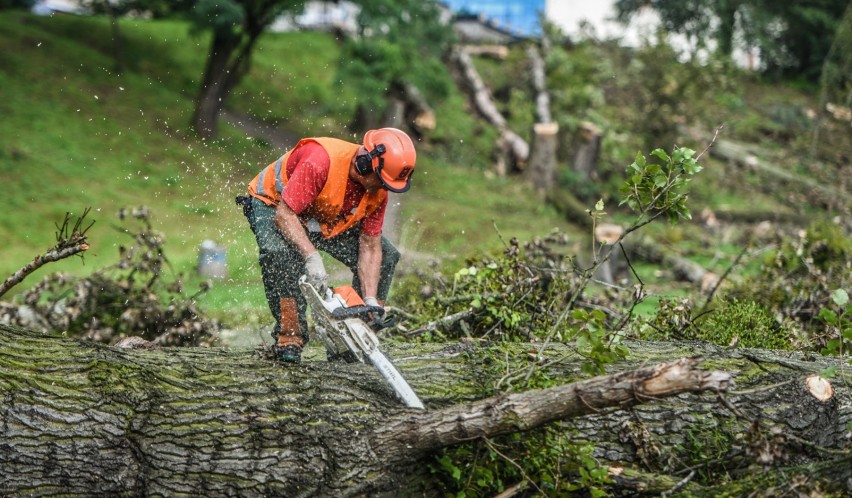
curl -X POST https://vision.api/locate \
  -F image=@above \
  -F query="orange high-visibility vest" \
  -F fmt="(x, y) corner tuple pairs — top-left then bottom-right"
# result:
(248, 137), (387, 239)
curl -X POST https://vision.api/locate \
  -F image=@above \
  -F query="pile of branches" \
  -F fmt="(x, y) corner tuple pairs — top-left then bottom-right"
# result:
(0, 208), (219, 347)
(396, 229), (636, 346)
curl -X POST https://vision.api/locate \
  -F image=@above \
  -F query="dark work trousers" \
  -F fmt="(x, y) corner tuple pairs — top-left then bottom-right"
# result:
(246, 197), (400, 344)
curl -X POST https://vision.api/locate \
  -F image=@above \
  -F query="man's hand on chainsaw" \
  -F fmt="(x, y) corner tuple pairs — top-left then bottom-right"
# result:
(305, 251), (328, 294)
(364, 297), (380, 308)
(364, 297), (394, 330)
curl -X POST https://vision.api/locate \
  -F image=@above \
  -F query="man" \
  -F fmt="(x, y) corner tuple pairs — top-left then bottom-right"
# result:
(239, 128), (416, 363)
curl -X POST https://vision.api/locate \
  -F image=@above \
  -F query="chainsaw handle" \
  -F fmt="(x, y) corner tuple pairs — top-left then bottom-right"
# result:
(330, 305), (385, 320)
(331, 305), (396, 331)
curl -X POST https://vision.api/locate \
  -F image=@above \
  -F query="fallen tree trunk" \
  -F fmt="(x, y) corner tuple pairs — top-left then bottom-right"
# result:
(450, 46), (529, 174)
(1, 324), (850, 496)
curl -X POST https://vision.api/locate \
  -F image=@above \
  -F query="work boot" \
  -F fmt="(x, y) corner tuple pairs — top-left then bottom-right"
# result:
(275, 344), (302, 363)
(273, 297), (304, 363)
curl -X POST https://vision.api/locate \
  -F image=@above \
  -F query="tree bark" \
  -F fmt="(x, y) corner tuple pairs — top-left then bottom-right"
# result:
(573, 120), (602, 178)
(1, 324), (849, 496)
(527, 122), (559, 194)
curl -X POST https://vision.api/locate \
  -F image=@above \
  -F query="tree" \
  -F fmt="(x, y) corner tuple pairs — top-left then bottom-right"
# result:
(340, 0), (453, 133)
(615, 0), (849, 80)
(189, 0), (304, 139)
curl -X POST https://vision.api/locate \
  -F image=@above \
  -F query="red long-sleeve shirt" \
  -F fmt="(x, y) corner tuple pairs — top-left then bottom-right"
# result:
(281, 141), (386, 237)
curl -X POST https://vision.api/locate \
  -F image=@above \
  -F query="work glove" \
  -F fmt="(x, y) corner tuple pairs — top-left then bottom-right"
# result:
(364, 297), (394, 330)
(364, 297), (380, 308)
(304, 251), (328, 294)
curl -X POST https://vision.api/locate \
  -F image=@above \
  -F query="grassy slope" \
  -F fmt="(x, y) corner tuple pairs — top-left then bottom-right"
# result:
(0, 12), (578, 327)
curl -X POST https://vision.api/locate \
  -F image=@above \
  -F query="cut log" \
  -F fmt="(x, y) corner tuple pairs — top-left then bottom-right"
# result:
(450, 46), (529, 173)
(1, 324), (850, 496)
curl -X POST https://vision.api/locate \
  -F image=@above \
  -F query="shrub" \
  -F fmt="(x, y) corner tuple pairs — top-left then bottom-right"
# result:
(695, 299), (791, 350)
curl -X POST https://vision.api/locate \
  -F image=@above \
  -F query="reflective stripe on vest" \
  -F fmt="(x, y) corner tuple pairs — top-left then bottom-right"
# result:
(247, 138), (387, 239)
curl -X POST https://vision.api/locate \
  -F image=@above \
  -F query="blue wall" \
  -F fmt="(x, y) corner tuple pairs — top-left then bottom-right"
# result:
(443, 0), (545, 36)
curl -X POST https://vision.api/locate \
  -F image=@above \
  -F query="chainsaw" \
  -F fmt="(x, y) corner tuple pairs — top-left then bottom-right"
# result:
(298, 276), (425, 410)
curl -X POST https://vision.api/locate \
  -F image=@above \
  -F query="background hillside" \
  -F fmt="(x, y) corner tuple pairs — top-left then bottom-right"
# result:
(0, 8), (848, 330)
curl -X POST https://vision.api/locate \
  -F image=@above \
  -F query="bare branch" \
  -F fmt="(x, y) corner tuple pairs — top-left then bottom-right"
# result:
(0, 209), (93, 299)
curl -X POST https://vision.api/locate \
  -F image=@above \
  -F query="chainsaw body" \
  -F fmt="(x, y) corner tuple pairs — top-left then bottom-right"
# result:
(298, 276), (425, 409)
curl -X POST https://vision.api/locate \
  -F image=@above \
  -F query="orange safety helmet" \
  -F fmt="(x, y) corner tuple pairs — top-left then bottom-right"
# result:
(360, 128), (416, 193)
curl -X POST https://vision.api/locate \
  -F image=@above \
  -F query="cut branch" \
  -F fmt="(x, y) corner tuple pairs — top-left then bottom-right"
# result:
(374, 358), (731, 458)
(0, 210), (93, 299)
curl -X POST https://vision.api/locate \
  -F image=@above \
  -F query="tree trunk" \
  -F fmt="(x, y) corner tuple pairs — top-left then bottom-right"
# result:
(192, 24), (263, 140)
(526, 44), (552, 124)
(192, 33), (235, 139)
(527, 122), (559, 194)
(573, 120), (602, 178)
(525, 44), (558, 194)
(397, 82), (436, 134)
(1, 324), (849, 496)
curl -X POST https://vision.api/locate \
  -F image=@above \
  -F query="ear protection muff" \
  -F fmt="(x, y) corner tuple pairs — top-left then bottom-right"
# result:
(355, 144), (386, 176)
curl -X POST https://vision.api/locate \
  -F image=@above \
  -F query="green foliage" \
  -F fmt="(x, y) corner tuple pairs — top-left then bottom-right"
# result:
(632, 297), (697, 340)
(619, 147), (702, 224)
(615, 0), (850, 81)
(189, 0), (245, 38)
(696, 299), (791, 349)
(431, 425), (610, 498)
(818, 289), (851, 355)
(338, 0), (453, 115)
(726, 220), (851, 350)
(397, 231), (634, 376)
(674, 416), (740, 484)
(0, 0), (33, 9)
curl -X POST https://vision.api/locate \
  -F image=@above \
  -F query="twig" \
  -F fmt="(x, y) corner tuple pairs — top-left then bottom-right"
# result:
(661, 470), (696, 497)
(493, 480), (528, 498)
(717, 391), (748, 420)
(405, 309), (474, 337)
(482, 438), (546, 496)
(699, 245), (749, 313)
(492, 219), (509, 249)
(0, 209), (94, 299)
(697, 123), (724, 161)
(0, 244), (90, 299)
